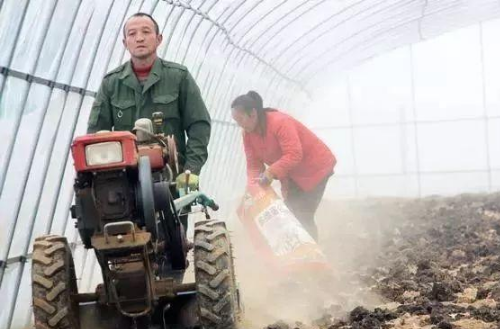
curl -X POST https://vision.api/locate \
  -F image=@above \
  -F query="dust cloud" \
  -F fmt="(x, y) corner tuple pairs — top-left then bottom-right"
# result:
(228, 198), (394, 328)
(228, 193), (500, 328)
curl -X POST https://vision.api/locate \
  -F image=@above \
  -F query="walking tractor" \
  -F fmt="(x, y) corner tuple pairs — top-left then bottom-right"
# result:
(31, 114), (242, 329)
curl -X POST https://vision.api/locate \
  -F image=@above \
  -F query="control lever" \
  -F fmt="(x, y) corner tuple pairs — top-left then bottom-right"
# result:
(152, 112), (164, 135)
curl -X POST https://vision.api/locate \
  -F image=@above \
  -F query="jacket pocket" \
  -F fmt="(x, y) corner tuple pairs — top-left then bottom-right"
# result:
(152, 94), (179, 119)
(152, 94), (182, 137)
(111, 99), (135, 131)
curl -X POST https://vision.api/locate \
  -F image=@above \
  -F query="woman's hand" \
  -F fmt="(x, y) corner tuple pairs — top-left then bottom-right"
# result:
(258, 170), (274, 186)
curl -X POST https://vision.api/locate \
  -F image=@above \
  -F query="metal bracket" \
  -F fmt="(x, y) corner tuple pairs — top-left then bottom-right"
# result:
(104, 221), (136, 243)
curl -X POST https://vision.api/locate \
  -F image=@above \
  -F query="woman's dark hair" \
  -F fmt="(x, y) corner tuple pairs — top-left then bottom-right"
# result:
(247, 91), (263, 110)
(231, 91), (263, 113)
(231, 91), (272, 134)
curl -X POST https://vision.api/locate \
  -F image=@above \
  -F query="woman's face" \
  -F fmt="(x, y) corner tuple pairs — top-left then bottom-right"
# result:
(231, 107), (258, 132)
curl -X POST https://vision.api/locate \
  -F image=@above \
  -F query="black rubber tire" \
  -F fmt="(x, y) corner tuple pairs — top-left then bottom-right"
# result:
(154, 180), (187, 271)
(194, 220), (241, 329)
(31, 235), (79, 329)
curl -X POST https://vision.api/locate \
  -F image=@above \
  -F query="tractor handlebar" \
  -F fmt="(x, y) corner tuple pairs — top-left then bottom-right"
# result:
(173, 192), (219, 212)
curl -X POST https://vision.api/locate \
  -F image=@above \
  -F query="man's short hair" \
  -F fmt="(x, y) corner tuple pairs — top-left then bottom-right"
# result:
(123, 12), (160, 37)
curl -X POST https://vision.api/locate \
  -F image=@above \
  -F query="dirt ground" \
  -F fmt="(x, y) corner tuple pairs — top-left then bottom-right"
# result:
(231, 192), (500, 329)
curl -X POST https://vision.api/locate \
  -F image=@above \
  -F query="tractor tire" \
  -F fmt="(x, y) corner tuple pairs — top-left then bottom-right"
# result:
(31, 235), (79, 329)
(194, 220), (241, 329)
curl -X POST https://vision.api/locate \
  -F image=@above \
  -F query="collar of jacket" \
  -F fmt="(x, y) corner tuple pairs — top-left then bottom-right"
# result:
(119, 57), (162, 94)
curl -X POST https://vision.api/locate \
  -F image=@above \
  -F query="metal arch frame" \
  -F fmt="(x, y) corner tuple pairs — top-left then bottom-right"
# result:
(6, 0), (118, 320)
(218, 127), (244, 200)
(203, 0), (270, 111)
(265, 0), (383, 67)
(189, 0), (249, 110)
(161, 0), (194, 57)
(206, 49), (254, 190)
(191, 2), (233, 79)
(295, 0), (427, 84)
(218, 0), (326, 108)
(204, 0), (289, 101)
(291, 0), (485, 86)
(2, 1), (119, 327)
(204, 39), (240, 115)
(206, 11), (302, 118)
(195, 0), (248, 104)
(217, 51), (283, 106)
(157, 1), (181, 59)
(206, 0), (294, 120)
(3, 2), (500, 328)
(0, 11), (96, 309)
(158, 0), (307, 96)
(222, 0), (304, 73)
(157, 0), (249, 202)
(236, 0), (312, 57)
(230, 0), (289, 46)
(0, 0), (34, 197)
(224, 0), (266, 34)
(170, 0), (245, 81)
(205, 123), (232, 193)
(281, 0), (419, 81)
(250, 0), (332, 59)
(214, 0), (313, 101)
(194, 0), (245, 96)
(260, 0), (416, 107)
(207, 105), (244, 191)
(346, 76), (360, 197)
(171, 0), (206, 63)
(479, 22), (493, 192)
(408, 43), (422, 197)
(207, 1), (315, 120)
(204, 58), (287, 191)
(262, 0), (490, 87)
(0, 0), (61, 287)
(179, 0), (219, 65)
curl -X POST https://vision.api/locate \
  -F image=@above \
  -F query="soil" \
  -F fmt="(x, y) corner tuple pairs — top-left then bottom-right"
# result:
(252, 193), (500, 329)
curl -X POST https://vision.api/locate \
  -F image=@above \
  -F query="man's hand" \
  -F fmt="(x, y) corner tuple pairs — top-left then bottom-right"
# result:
(258, 170), (274, 186)
(176, 171), (199, 192)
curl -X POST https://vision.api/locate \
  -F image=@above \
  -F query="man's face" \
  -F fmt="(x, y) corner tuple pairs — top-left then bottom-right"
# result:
(232, 108), (258, 133)
(123, 16), (162, 60)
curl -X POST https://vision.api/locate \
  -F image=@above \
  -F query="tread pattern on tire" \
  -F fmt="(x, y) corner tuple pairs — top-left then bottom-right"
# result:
(194, 221), (240, 329)
(32, 235), (79, 329)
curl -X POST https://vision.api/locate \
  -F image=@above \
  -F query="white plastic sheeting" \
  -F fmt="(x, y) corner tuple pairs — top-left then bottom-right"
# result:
(1, 0), (500, 328)
(302, 21), (500, 198)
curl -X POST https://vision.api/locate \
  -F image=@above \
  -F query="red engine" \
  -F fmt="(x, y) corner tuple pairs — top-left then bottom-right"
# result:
(71, 131), (138, 172)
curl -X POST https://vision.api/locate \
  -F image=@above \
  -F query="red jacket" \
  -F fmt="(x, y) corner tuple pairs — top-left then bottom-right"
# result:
(243, 110), (336, 193)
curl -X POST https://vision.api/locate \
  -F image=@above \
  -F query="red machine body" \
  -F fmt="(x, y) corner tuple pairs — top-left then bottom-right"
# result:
(71, 131), (138, 172)
(138, 144), (165, 170)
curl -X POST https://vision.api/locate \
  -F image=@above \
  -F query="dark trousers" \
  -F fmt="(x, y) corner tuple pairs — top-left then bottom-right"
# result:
(284, 177), (329, 241)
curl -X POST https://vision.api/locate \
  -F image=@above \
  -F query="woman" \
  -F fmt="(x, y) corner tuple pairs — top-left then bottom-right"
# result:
(231, 91), (336, 240)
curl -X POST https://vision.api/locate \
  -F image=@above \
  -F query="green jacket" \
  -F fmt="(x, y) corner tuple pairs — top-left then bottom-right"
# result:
(87, 58), (211, 175)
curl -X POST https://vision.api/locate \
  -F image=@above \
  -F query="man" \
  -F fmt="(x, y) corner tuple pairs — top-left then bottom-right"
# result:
(87, 12), (210, 201)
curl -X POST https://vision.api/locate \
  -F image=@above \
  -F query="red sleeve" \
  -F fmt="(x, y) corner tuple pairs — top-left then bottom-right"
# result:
(268, 118), (303, 179)
(243, 133), (264, 185)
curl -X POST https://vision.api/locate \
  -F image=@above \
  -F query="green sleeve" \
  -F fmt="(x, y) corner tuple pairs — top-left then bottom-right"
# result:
(179, 70), (211, 175)
(87, 79), (113, 133)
